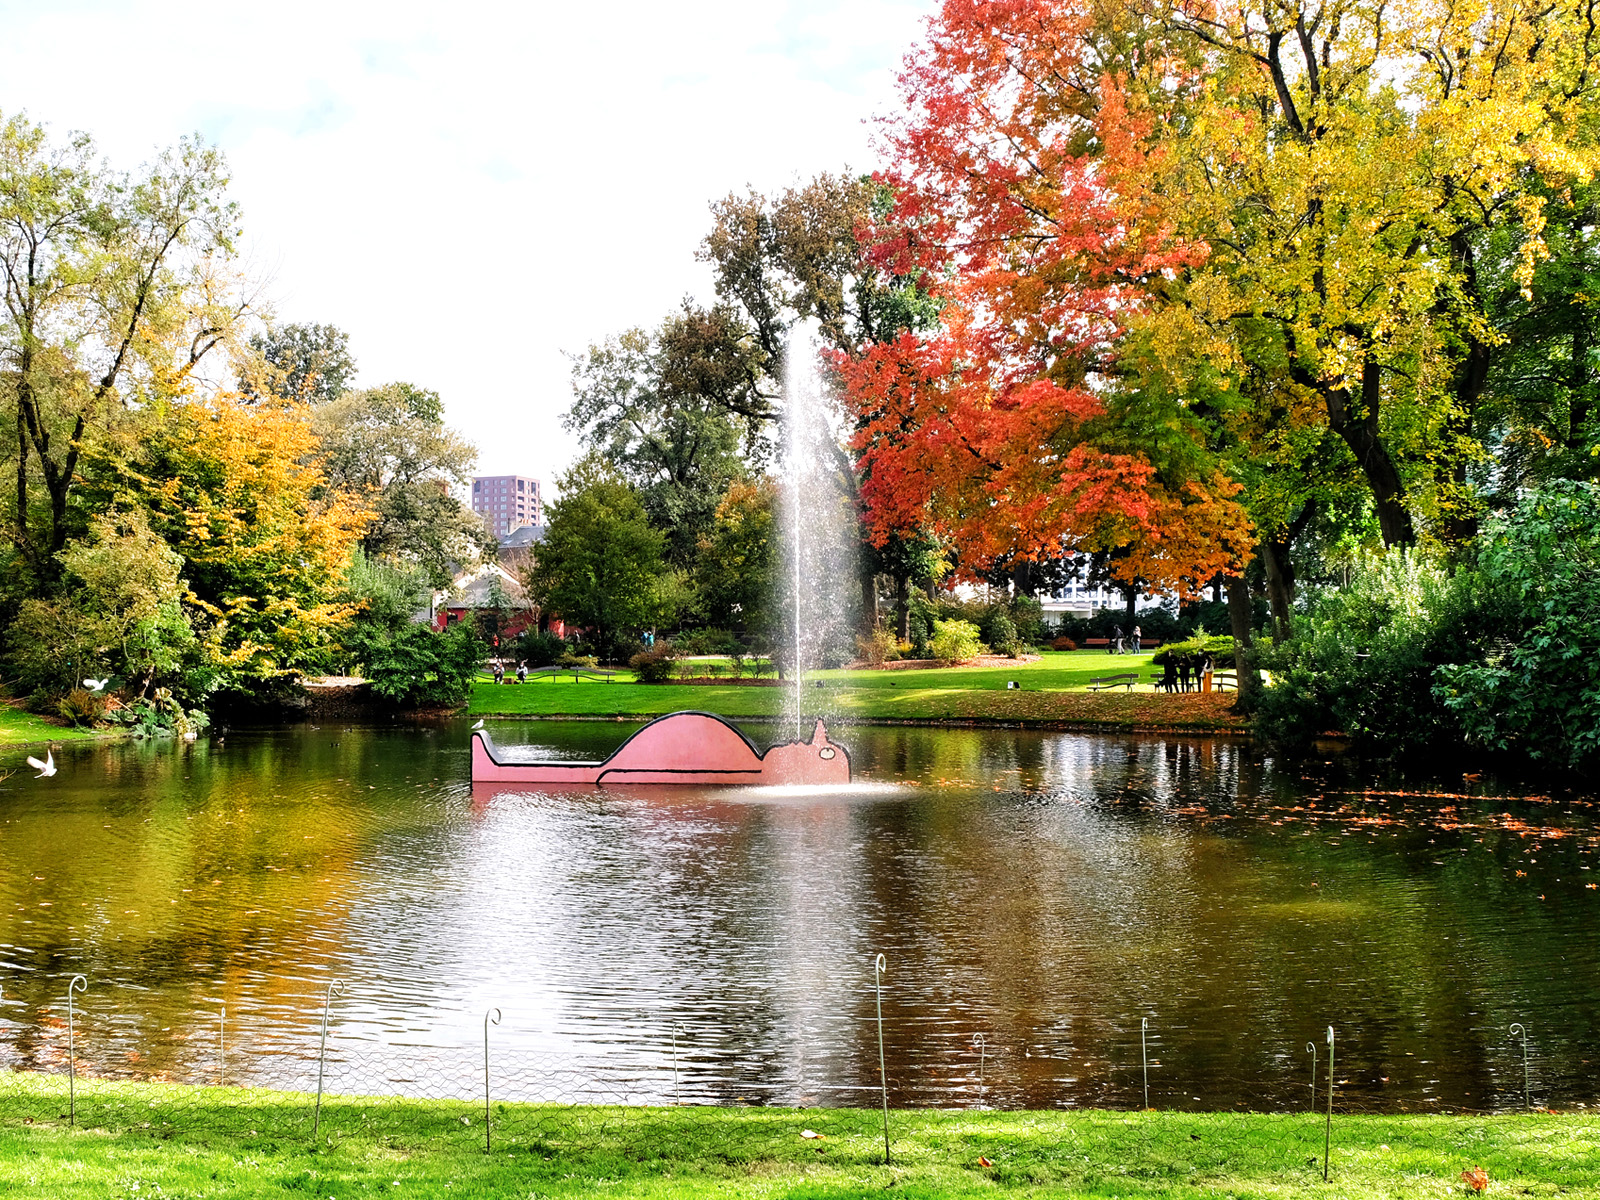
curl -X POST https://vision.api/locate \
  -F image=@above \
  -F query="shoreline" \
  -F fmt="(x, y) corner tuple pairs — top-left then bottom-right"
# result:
(471, 710), (1256, 736)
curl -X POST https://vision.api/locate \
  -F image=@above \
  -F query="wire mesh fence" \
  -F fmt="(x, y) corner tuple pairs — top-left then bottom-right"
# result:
(0, 968), (1585, 1173)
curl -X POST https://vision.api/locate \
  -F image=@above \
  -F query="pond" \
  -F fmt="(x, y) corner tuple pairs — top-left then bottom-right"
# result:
(0, 718), (1596, 1113)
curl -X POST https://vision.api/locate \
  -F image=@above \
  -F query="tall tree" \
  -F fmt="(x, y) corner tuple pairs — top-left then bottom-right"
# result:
(0, 115), (245, 585)
(242, 321), (354, 404)
(313, 381), (487, 584)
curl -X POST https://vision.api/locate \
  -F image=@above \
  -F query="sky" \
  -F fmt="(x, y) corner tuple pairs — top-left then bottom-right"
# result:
(0, 0), (937, 491)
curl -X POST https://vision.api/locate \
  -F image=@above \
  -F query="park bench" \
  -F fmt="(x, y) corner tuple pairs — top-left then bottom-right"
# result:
(526, 666), (617, 683)
(1084, 637), (1110, 648)
(1212, 671), (1237, 691)
(1087, 673), (1140, 691)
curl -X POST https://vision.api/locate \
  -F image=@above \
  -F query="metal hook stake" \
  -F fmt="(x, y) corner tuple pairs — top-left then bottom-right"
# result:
(874, 953), (890, 1165)
(484, 1007), (502, 1151)
(1306, 1041), (1318, 1112)
(1323, 1026), (1335, 1182)
(1510, 1023), (1530, 1110)
(219, 1003), (226, 1088)
(671, 1023), (682, 1106)
(312, 980), (345, 1139)
(974, 1032), (987, 1106)
(67, 974), (86, 1127)
(1141, 1017), (1150, 1110)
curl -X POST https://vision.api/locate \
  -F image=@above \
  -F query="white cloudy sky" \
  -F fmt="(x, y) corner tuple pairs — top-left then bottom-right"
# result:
(0, 0), (936, 488)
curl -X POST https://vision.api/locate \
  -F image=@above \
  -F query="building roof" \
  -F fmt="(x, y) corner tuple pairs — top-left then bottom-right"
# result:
(436, 562), (529, 611)
(499, 523), (545, 549)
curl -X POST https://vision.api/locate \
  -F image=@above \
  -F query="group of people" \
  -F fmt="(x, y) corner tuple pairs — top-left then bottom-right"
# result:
(490, 659), (529, 684)
(1153, 652), (1217, 693)
(1110, 625), (1143, 654)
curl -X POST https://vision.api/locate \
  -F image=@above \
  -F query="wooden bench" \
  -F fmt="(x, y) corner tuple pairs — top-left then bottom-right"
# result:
(527, 666), (617, 683)
(1212, 671), (1237, 691)
(1088, 673), (1140, 691)
(1084, 638), (1111, 648)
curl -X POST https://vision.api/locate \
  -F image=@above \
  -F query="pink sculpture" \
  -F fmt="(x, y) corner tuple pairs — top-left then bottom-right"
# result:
(471, 710), (851, 786)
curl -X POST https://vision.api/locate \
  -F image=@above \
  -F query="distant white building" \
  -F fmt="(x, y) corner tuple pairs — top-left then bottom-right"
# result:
(471, 474), (542, 539)
(1041, 579), (1125, 619)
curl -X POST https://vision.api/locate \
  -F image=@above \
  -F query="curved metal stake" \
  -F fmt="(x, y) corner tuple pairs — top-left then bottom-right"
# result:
(219, 1003), (226, 1088)
(312, 980), (345, 1139)
(874, 953), (890, 1165)
(671, 1023), (681, 1106)
(1323, 1026), (1335, 1182)
(1141, 1017), (1150, 1110)
(67, 974), (87, 1127)
(974, 1032), (987, 1106)
(484, 1007), (502, 1151)
(1510, 1023), (1530, 1110)
(1306, 1041), (1318, 1112)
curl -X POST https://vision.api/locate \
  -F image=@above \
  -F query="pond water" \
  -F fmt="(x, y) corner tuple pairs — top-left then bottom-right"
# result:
(1, 719), (1597, 1113)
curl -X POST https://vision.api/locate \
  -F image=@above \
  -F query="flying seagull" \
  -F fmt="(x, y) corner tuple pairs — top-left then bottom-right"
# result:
(83, 678), (109, 692)
(26, 750), (55, 778)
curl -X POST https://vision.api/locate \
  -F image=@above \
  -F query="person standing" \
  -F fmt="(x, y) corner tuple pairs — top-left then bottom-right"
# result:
(1132, 625), (1142, 652)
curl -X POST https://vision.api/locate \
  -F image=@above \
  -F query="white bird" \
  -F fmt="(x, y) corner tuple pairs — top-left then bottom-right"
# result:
(83, 678), (109, 692)
(472, 719), (485, 730)
(26, 750), (55, 778)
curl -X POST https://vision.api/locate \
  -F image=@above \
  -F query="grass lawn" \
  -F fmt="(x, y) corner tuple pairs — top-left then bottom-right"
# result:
(469, 651), (1247, 731)
(0, 704), (105, 749)
(1, 1075), (1593, 1199)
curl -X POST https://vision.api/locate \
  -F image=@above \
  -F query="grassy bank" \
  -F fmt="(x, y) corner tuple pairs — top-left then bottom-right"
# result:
(0, 704), (104, 749)
(468, 651), (1247, 731)
(1, 1077), (1593, 1199)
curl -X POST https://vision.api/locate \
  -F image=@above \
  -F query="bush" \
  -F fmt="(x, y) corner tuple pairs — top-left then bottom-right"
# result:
(56, 688), (109, 728)
(105, 687), (209, 739)
(980, 607), (1022, 657)
(365, 622), (487, 708)
(929, 618), (985, 665)
(628, 643), (678, 683)
(1052, 635), (1078, 651)
(673, 628), (742, 656)
(513, 629), (566, 668)
(855, 627), (900, 666)
(1152, 634), (1235, 666)
(557, 650), (599, 669)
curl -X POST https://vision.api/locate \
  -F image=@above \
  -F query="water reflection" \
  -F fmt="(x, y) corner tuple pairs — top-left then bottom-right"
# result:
(0, 720), (1597, 1112)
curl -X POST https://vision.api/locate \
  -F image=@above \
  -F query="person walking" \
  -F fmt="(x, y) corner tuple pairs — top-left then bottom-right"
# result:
(1111, 624), (1124, 654)
(1132, 625), (1142, 652)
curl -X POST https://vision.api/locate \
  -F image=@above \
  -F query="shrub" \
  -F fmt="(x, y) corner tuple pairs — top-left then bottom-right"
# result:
(673, 628), (742, 656)
(557, 650), (599, 669)
(855, 627), (899, 666)
(1153, 634), (1235, 666)
(56, 688), (109, 727)
(513, 629), (567, 668)
(1052, 635), (1078, 652)
(980, 607), (1021, 657)
(365, 622), (487, 708)
(929, 618), (985, 665)
(628, 643), (678, 683)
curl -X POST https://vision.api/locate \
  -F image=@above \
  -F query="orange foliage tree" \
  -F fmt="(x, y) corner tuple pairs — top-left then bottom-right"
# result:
(838, 0), (1255, 597)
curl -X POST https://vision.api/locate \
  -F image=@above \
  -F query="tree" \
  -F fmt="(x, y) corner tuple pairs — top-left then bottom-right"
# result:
(0, 115), (245, 587)
(566, 313), (755, 567)
(124, 396), (372, 690)
(313, 381), (488, 584)
(242, 321), (354, 404)
(694, 477), (778, 636)
(527, 456), (670, 660)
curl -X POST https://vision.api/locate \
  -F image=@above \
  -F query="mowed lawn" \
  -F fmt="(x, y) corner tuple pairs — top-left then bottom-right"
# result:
(0, 705), (104, 749)
(1, 1079), (1595, 1200)
(469, 651), (1246, 730)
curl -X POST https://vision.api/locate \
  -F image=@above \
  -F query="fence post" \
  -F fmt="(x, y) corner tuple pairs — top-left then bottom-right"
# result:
(1510, 1023), (1530, 1109)
(484, 1008), (501, 1151)
(66, 975), (86, 1127)
(1323, 1026), (1335, 1182)
(1306, 1040), (1317, 1112)
(874, 953), (890, 1166)
(312, 980), (345, 1139)
(974, 1032), (986, 1107)
(1141, 1017), (1150, 1109)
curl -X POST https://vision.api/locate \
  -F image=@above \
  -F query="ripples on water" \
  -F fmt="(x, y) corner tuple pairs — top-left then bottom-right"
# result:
(1, 719), (1597, 1112)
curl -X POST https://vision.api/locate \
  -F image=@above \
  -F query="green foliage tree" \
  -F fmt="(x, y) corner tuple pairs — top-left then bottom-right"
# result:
(363, 620), (485, 708)
(527, 457), (669, 661)
(693, 477), (777, 637)
(242, 321), (355, 405)
(313, 381), (487, 584)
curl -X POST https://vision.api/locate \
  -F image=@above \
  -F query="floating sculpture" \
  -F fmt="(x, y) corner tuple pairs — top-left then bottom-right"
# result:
(470, 710), (850, 786)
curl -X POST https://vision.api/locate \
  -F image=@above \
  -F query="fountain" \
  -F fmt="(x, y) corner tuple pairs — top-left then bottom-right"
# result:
(470, 322), (854, 787)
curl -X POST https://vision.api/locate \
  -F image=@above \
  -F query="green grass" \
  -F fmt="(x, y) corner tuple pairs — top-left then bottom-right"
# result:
(469, 652), (1247, 731)
(1, 1075), (1594, 1198)
(0, 703), (104, 748)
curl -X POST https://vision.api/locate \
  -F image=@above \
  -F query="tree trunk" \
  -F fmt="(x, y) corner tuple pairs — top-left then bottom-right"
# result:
(1012, 559), (1034, 599)
(1227, 573), (1262, 711)
(1258, 541), (1294, 642)
(1324, 360), (1415, 547)
(860, 568), (878, 631)
(1122, 582), (1137, 628)
(895, 574), (910, 640)
(1571, 314), (1592, 454)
